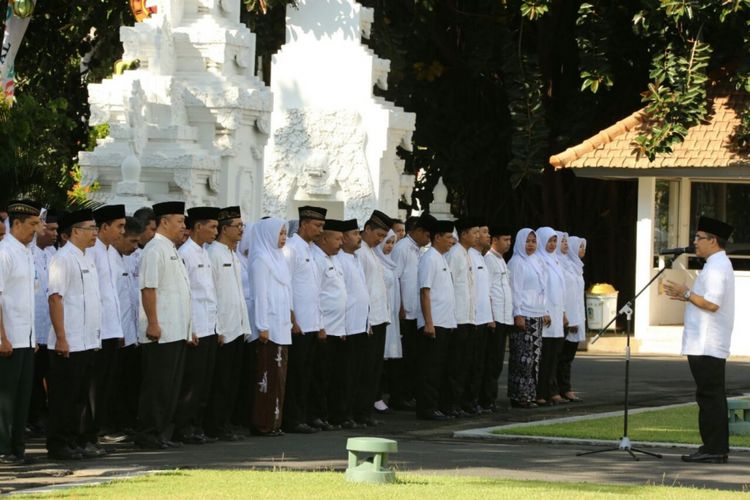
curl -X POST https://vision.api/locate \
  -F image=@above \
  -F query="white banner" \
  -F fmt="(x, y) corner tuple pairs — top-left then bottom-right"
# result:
(0, 4), (32, 105)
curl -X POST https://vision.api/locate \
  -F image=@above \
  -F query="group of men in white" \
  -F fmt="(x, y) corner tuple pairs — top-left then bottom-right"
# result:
(0, 198), (579, 466)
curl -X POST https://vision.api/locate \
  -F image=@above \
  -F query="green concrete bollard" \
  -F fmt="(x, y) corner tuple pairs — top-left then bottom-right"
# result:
(727, 399), (750, 436)
(345, 437), (398, 484)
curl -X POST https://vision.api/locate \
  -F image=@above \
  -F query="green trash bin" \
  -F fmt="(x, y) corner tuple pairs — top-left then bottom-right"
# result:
(345, 437), (398, 484)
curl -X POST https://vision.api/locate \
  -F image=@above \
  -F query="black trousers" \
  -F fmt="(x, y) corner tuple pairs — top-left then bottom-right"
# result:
(556, 339), (580, 395)
(175, 335), (218, 436)
(137, 341), (186, 443)
(443, 324), (474, 412)
(394, 318), (418, 404)
(232, 341), (256, 429)
(0, 347), (33, 457)
(463, 324), (489, 409)
(205, 336), (244, 436)
(308, 336), (333, 423)
(283, 331), (318, 428)
(115, 343), (140, 431)
(28, 345), (49, 427)
(416, 326), (450, 415)
(47, 349), (96, 452)
(479, 323), (509, 408)
(688, 355), (729, 455)
(537, 337), (564, 400)
(348, 333), (370, 423)
(91, 338), (121, 434)
(364, 324), (387, 415)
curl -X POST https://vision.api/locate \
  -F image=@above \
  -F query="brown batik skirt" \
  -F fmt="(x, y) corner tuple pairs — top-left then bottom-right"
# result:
(252, 341), (289, 434)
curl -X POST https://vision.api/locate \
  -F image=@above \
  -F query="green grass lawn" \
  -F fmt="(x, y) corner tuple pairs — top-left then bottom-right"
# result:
(15, 470), (748, 499)
(492, 403), (750, 447)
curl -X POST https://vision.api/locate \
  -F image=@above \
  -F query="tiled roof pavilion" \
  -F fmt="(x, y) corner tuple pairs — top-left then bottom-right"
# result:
(549, 85), (750, 172)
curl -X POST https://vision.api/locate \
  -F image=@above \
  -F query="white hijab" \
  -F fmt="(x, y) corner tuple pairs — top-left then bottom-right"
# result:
(567, 236), (586, 274)
(250, 217), (290, 286)
(555, 231), (572, 273)
(375, 229), (397, 271)
(536, 226), (565, 284)
(509, 228), (545, 285)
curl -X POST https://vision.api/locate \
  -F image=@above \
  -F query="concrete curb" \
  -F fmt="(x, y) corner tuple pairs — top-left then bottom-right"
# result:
(454, 396), (750, 453)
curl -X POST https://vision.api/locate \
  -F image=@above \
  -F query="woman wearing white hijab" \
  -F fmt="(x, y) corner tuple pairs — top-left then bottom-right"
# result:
(507, 228), (547, 409)
(557, 236), (587, 402)
(374, 230), (401, 413)
(248, 217), (292, 436)
(534, 227), (567, 406)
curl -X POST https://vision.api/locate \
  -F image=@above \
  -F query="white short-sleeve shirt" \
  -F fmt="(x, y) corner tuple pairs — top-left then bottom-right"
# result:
(682, 251), (735, 359)
(47, 243), (102, 352)
(356, 241), (390, 326)
(112, 249), (139, 347)
(138, 233), (192, 344)
(33, 245), (52, 345)
(0, 233), (36, 349)
(417, 247), (457, 330)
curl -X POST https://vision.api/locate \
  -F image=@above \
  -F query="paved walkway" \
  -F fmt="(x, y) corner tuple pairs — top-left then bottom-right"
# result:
(3, 354), (750, 494)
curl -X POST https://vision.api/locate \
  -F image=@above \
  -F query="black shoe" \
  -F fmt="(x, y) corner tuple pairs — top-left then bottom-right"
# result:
(359, 418), (379, 427)
(177, 433), (207, 445)
(339, 419), (363, 429)
(0, 454), (24, 465)
(252, 429), (284, 437)
(80, 443), (106, 459)
(48, 447), (83, 460)
(310, 418), (336, 431)
(284, 423), (319, 434)
(390, 399), (417, 411)
(194, 432), (218, 443)
(135, 436), (168, 450)
(216, 431), (243, 441)
(681, 452), (728, 463)
(161, 440), (183, 448)
(417, 410), (450, 421)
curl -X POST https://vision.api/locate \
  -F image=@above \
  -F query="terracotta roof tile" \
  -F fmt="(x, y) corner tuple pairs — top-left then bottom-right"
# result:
(549, 87), (750, 170)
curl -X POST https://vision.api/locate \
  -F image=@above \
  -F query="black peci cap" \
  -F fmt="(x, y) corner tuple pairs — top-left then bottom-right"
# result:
(697, 216), (734, 240)
(218, 206), (241, 222)
(153, 201), (185, 217)
(323, 219), (348, 232)
(298, 206), (327, 221)
(341, 219), (360, 232)
(93, 204), (126, 225)
(187, 206), (220, 222)
(366, 210), (393, 231)
(59, 209), (94, 232)
(7, 199), (42, 216)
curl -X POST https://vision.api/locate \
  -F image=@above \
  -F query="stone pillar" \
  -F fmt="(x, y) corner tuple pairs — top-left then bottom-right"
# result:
(262, 0), (416, 222)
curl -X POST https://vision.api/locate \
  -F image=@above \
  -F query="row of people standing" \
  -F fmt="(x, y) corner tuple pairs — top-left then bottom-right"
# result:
(507, 227), (587, 409)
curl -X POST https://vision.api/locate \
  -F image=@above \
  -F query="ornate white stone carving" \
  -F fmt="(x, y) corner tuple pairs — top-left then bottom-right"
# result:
(78, 0), (271, 217)
(264, 0), (416, 221)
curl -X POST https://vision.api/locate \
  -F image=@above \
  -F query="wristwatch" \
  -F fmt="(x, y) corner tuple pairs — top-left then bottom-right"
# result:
(683, 289), (691, 301)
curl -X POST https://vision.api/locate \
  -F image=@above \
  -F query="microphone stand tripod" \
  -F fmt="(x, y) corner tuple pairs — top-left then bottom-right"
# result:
(576, 258), (678, 461)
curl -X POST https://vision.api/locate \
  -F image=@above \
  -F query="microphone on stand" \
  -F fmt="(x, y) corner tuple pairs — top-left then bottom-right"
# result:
(658, 246), (695, 256)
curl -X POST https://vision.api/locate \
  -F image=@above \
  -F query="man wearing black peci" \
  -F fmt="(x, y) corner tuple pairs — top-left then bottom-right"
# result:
(664, 216), (735, 464)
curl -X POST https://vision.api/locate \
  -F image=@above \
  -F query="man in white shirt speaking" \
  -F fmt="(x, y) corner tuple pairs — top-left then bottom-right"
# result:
(0, 200), (42, 465)
(665, 216), (735, 464)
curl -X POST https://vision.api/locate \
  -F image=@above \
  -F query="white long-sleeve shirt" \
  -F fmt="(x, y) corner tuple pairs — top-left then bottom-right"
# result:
(249, 258), (292, 345)
(208, 241), (251, 344)
(112, 249), (139, 347)
(33, 245), (53, 345)
(334, 252), (369, 335)
(470, 248), (493, 325)
(313, 244), (347, 337)
(484, 249), (513, 325)
(179, 238), (217, 338)
(445, 243), (476, 325)
(391, 235), (422, 320)
(285, 234), (323, 333)
(356, 240), (390, 326)
(508, 255), (546, 318)
(90, 238), (123, 340)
